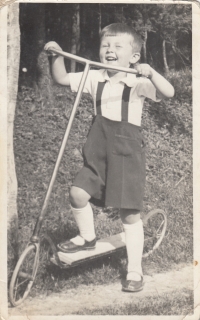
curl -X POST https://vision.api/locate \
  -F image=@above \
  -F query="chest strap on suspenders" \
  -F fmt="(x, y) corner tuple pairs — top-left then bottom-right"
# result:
(96, 82), (131, 121)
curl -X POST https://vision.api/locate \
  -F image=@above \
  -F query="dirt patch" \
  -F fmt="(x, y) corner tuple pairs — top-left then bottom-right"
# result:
(9, 264), (193, 316)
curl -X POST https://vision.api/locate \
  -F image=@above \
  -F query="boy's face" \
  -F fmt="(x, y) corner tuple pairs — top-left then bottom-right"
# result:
(99, 33), (140, 73)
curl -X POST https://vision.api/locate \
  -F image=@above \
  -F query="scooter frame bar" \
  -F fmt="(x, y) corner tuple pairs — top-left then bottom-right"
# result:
(48, 48), (139, 74)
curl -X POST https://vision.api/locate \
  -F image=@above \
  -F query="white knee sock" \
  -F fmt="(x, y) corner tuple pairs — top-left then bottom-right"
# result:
(123, 219), (144, 281)
(70, 202), (96, 245)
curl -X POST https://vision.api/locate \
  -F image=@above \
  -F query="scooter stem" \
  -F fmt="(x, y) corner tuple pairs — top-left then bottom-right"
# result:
(31, 62), (90, 242)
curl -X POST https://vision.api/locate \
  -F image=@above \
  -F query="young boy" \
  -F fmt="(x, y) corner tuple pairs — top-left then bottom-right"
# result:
(44, 23), (174, 292)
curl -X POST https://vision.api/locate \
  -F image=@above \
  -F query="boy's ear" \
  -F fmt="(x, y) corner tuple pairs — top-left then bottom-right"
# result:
(130, 53), (140, 64)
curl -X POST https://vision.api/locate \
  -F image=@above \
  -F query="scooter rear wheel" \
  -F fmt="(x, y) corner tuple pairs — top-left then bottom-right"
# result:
(9, 243), (39, 307)
(143, 209), (167, 258)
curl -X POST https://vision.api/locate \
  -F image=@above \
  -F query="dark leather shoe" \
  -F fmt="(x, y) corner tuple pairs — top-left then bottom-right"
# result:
(122, 277), (144, 292)
(57, 237), (96, 253)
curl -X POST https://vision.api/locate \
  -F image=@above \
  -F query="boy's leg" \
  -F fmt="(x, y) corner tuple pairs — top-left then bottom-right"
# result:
(70, 186), (96, 243)
(120, 209), (144, 292)
(57, 186), (96, 253)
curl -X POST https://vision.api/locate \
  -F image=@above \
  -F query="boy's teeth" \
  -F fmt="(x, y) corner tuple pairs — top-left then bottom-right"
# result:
(107, 57), (117, 61)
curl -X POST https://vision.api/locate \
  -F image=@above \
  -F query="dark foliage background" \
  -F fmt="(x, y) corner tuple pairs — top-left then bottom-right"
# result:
(19, 3), (192, 85)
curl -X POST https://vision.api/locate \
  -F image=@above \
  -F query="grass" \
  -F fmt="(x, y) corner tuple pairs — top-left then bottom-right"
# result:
(8, 67), (192, 311)
(73, 289), (194, 315)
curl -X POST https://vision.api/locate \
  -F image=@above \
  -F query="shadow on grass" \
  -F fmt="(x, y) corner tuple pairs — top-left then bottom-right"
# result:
(32, 242), (127, 297)
(11, 223), (127, 298)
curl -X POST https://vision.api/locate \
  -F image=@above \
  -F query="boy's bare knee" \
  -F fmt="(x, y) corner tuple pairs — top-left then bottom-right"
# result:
(120, 209), (141, 224)
(69, 186), (91, 208)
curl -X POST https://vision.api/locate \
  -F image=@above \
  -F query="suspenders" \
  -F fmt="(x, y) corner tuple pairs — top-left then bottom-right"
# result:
(121, 85), (131, 122)
(96, 82), (106, 116)
(96, 81), (131, 122)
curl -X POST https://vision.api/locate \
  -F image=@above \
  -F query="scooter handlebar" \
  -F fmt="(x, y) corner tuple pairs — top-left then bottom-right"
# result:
(47, 48), (139, 75)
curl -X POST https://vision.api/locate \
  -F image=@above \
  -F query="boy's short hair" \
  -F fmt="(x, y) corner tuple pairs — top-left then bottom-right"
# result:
(100, 23), (143, 53)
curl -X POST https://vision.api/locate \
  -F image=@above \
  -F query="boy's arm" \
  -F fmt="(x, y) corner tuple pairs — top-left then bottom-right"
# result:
(51, 56), (70, 86)
(135, 64), (174, 98)
(150, 68), (174, 99)
(44, 41), (70, 86)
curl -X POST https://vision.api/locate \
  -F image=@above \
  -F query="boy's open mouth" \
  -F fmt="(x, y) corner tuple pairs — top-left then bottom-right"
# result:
(106, 57), (117, 61)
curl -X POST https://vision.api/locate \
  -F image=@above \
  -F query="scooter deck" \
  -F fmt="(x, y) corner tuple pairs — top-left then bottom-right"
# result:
(51, 232), (126, 267)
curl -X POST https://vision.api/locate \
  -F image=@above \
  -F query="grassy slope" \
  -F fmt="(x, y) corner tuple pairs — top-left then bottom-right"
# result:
(9, 68), (192, 309)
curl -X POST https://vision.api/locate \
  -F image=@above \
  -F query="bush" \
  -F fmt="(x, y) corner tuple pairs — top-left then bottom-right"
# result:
(165, 68), (192, 104)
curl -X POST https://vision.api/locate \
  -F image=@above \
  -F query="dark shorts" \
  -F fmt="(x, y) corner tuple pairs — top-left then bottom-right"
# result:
(73, 115), (146, 210)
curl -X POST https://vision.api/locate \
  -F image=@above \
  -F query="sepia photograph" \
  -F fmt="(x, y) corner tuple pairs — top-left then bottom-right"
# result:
(0, 1), (199, 318)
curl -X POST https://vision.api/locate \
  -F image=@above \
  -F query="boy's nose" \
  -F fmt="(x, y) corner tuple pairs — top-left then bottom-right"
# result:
(106, 47), (114, 53)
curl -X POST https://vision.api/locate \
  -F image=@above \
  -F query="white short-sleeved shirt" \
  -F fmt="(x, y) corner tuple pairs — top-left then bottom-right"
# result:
(69, 69), (160, 126)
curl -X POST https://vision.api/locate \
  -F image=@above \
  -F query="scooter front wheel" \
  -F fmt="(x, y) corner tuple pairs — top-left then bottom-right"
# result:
(9, 243), (39, 307)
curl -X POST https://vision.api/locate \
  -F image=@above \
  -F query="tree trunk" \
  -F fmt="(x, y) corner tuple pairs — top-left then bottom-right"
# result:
(0, 5), (10, 316)
(7, 3), (20, 258)
(32, 4), (54, 102)
(162, 39), (169, 74)
(71, 4), (80, 72)
(143, 28), (148, 63)
(98, 3), (102, 34)
(142, 5), (148, 63)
